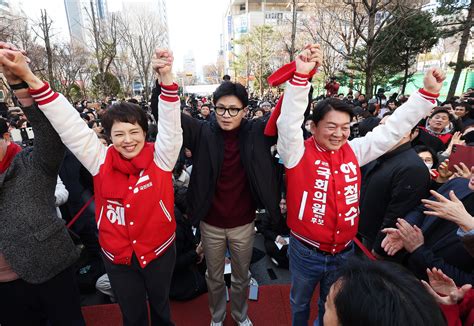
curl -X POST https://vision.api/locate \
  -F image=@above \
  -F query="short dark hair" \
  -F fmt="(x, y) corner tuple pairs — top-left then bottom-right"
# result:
(414, 144), (439, 167)
(430, 107), (450, 118)
(101, 102), (148, 136)
(201, 103), (211, 110)
(333, 258), (446, 326)
(212, 82), (248, 108)
(455, 102), (471, 111)
(222, 74), (231, 81)
(311, 98), (354, 125)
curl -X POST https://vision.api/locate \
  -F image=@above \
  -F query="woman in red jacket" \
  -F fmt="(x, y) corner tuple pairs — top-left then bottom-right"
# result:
(0, 48), (182, 326)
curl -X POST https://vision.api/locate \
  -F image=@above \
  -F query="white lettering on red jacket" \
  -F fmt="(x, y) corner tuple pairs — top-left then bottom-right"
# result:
(30, 82), (182, 267)
(277, 74), (437, 253)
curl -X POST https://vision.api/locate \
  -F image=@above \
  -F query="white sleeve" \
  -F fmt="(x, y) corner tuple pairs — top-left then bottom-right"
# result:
(154, 84), (183, 172)
(276, 76), (311, 169)
(55, 176), (69, 207)
(349, 91), (436, 166)
(32, 84), (107, 176)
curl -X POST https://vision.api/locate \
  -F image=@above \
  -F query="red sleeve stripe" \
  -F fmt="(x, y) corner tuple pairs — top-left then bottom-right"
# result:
(294, 71), (311, 79)
(160, 82), (179, 102)
(28, 81), (49, 95)
(290, 78), (308, 87)
(418, 88), (439, 104)
(29, 82), (60, 105)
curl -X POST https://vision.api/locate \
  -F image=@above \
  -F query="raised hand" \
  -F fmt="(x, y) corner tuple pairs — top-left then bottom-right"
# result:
(436, 159), (453, 182)
(421, 267), (472, 305)
(381, 227), (404, 256)
(0, 49), (42, 89)
(423, 68), (445, 94)
(396, 218), (424, 253)
(295, 44), (323, 75)
(422, 189), (474, 231)
(152, 48), (174, 85)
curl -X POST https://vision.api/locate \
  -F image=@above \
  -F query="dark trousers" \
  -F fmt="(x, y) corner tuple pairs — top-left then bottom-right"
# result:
(0, 266), (85, 326)
(264, 239), (289, 269)
(103, 243), (176, 326)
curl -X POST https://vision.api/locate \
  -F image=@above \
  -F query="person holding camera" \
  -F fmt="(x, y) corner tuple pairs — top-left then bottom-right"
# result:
(0, 45), (182, 326)
(0, 43), (84, 326)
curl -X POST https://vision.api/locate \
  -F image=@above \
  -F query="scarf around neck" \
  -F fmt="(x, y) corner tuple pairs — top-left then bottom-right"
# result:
(0, 142), (21, 174)
(100, 142), (154, 200)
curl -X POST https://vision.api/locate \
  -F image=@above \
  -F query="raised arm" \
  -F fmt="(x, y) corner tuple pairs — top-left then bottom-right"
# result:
(350, 68), (445, 166)
(0, 47), (106, 175)
(277, 44), (322, 169)
(151, 48), (183, 171)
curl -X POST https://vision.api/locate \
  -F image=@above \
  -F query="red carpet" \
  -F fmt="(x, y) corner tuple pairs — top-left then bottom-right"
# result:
(82, 284), (320, 325)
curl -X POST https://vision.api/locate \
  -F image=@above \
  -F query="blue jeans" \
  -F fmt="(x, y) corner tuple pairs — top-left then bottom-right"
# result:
(289, 236), (353, 326)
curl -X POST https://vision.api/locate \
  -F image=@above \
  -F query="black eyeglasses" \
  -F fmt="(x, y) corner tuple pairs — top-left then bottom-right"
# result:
(215, 106), (244, 117)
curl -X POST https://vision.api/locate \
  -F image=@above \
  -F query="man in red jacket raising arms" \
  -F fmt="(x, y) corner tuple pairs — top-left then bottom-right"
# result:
(276, 44), (445, 326)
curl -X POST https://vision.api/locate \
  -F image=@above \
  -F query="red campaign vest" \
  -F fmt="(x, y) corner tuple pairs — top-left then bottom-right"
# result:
(93, 161), (176, 268)
(286, 138), (361, 254)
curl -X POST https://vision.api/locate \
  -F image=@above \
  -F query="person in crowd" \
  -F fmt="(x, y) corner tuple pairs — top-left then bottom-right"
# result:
(199, 103), (211, 121)
(0, 44), (84, 326)
(454, 102), (474, 128)
(381, 176), (474, 286)
(323, 258), (446, 326)
(170, 185), (207, 301)
(0, 47), (182, 326)
(260, 101), (272, 114)
(357, 102), (380, 137)
(324, 77), (339, 97)
(423, 267), (473, 326)
(414, 145), (439, 170)
(176, 73), (282, 326)
(88, 119), (104, 135)
(276, 43), (444, 325)
(253, 108), (264, 119)
(358, 115), (430, 253)
(419, 107), (457, 145)
(173, 161), (190, 188)
(261, 196), (291, 268)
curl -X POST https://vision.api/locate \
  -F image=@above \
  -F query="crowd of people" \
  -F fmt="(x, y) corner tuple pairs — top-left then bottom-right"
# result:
(0, 39), (473, 326)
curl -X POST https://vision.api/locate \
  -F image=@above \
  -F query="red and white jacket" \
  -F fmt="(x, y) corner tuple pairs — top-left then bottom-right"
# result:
(277, 73), (438, 254)
(30, 82), (182, 268)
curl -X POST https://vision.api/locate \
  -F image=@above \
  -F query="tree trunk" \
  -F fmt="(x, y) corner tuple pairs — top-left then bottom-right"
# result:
(364, 1), (376, 98)
(41, 10), (54, 89)
(447, 0), (474, 99)
(402, 50), (410, 94)
(289, 0), (298, 61)
(90, 1), (105, 96)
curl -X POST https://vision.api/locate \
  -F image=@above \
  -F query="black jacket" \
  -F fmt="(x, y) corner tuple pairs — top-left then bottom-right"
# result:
(181, 113), (282, 226)
(403, 178), (474, 285)
(358, 142), (430, 251)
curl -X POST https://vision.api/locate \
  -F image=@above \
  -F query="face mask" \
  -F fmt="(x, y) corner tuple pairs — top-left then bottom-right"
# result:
(425, 162), (433, 169)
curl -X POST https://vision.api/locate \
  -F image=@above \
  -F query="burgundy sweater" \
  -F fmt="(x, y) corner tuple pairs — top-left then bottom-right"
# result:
(203, 128), (256, 228)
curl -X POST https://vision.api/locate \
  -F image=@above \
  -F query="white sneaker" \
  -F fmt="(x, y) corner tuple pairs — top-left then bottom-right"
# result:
(237, 317), (253, 326)
(211, 313), (226, 326)
(210, 321), (223, 326)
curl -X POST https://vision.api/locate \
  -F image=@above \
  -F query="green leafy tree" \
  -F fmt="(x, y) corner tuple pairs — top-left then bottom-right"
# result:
(374, 11), (439, 94)
(437, 0), (474, 98)
(92, 72), (121, 97)
(232, 25), (279, 96)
